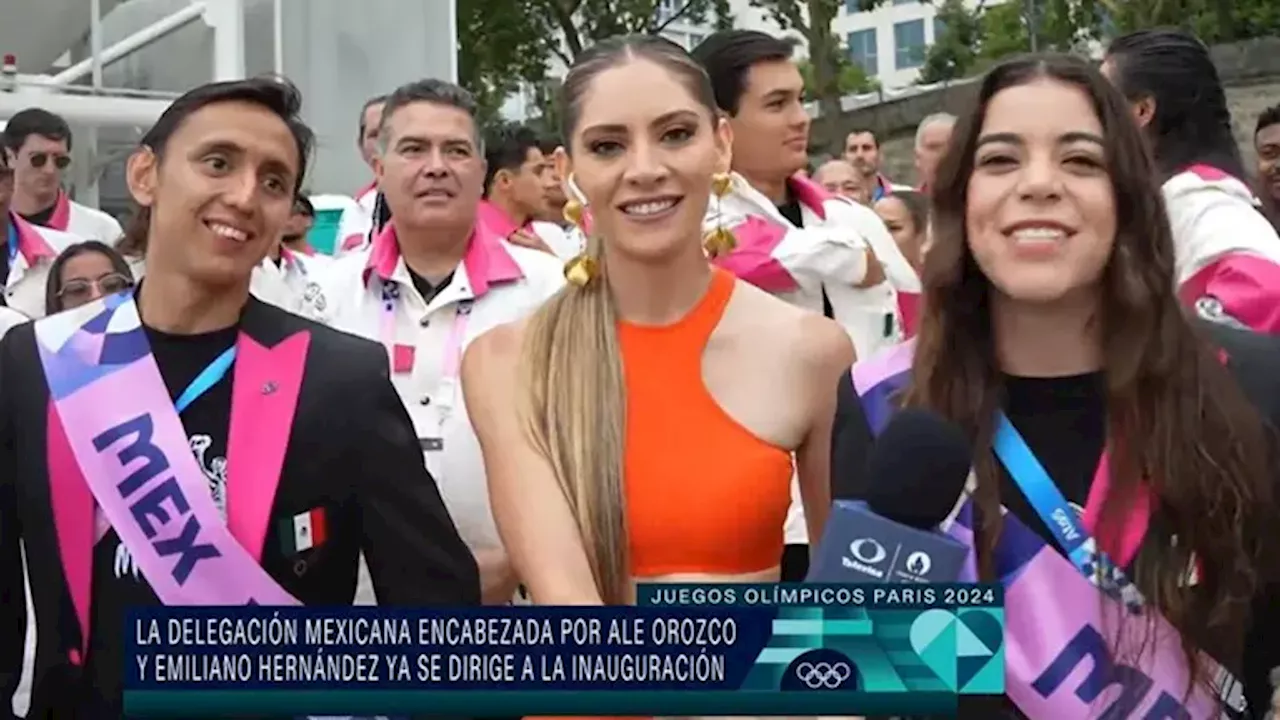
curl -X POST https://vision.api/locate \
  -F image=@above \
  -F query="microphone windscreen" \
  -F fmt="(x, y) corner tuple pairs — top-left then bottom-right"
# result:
(862, 408), (973, 529)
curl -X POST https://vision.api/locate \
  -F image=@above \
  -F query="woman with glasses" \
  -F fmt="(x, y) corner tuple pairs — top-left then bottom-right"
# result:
(44, 240), (134, 313)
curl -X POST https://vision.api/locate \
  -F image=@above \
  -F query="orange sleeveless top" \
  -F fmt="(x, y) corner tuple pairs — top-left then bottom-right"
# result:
(619, 267), (794, 577)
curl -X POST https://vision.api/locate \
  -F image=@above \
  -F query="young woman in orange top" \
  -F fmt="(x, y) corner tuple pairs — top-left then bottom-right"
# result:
(462, 34), (853, 607)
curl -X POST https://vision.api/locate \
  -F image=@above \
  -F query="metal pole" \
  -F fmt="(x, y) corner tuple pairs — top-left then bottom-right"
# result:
(210, 0), (248, 81)
(90, 0), (104, 89)
(83, 0), (105, 208)
(1025, 0), (1038, 52)
(273, 0), (284, 75)
(52, 3), (208, 85)
(446, 0), (458, 82)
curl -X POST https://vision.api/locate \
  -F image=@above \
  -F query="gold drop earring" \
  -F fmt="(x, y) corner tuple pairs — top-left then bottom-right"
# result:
(703, 172), (737, 258)
(561, 184), (598, 287)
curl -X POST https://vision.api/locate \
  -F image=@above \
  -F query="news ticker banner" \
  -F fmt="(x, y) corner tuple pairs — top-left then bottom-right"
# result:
(124, 583), (1005, 717)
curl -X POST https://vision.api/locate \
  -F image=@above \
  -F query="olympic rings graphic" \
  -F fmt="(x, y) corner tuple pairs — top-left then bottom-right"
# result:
(795, 661), (853, 689)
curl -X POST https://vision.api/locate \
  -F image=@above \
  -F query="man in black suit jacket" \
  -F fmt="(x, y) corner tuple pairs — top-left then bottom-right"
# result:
(0, 78), (480, 718)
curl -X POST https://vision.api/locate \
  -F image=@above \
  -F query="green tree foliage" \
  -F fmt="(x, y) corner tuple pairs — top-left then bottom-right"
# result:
(1099, 0), (1280, 44)
(458, 0), (734, 125)
(540, 0), (733, 63)
(922, 0), (1280, 89)
(918, 0), (980, 83)
(798, 57), (879, 99)
(456, 0), (556, 122)
(753, 0), (894, 153)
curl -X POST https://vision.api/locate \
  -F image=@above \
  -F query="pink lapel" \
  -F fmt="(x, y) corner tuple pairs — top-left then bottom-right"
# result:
(226, 330), (310, 562)
(477, 200), (519, 238)
(46, 191), (72, 232)
(47, 402), (94, 661)
(363, 222), (524, 297)
(362, 224), (400, 283)
(12, 213), (57, 266)
(787, 175), (831, 220)
(461, 223), (523, 296)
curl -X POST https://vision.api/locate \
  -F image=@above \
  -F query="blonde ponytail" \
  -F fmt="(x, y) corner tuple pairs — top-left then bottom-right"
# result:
(519, 233), (630, 604)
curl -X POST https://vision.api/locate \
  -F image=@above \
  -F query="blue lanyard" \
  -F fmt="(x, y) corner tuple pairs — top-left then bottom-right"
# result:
(991, 412), (1093, 558)
(6, 224), (17, 264)
(174, 347), (236, 414)
(993, 411), (1245, 712)
(991, 411), (1146, 609)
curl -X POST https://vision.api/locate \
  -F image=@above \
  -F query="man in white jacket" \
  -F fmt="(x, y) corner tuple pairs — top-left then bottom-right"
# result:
(2, 108), (122, 243)
(691, 29), (923, 584)
(691, 30), (921, 359)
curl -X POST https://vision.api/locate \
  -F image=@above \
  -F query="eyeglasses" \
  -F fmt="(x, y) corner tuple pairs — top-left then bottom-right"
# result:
(57, 273), (133, 306)
(29, 152), (71, 170)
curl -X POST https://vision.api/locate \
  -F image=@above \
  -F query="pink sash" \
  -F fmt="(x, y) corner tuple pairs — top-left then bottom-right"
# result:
(36, 295), (302, 612)
(853, 341), (1247, 719)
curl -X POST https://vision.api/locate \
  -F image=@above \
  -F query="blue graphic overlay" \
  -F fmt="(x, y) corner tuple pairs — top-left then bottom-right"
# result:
(124, 584), (1003, 717)
(35, 292), (147, 399)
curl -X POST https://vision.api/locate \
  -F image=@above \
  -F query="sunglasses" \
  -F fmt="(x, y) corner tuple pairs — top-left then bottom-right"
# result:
(29, 152), (71, 170)
(57, 273), (133, 305)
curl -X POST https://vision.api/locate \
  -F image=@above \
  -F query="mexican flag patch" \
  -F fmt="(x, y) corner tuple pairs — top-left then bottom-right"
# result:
(280, 508), (327, 554)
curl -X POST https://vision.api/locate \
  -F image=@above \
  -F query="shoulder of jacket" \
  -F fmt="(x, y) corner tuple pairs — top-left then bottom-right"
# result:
(504, 241), (568, 295)
(32, 224), (86, 252)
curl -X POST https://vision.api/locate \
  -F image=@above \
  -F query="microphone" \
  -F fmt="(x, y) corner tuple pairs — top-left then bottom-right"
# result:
(809, 408), (974, 583)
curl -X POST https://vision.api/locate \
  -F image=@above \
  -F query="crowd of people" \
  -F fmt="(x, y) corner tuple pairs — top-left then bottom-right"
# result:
(0, 21), (1278, 720)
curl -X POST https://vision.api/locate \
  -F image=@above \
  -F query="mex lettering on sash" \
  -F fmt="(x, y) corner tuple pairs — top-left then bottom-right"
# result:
(93, 412), (222, 584)
(1032, 624), (1195, 719)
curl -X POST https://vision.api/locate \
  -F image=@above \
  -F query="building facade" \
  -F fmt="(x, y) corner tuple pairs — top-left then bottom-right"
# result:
(835, 0), (950, 90)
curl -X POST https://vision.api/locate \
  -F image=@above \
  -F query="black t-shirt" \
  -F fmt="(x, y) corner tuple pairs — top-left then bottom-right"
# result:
(833, 366), (1277, 718)
(21, 203), (56, 229)
(777, 197), (837, 320)
(407, 268), (455, 305)
(80, 324), (237, 716)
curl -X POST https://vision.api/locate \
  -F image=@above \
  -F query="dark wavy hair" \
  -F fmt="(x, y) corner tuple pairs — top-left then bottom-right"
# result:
(116, 76), (314, 258)
(907, 52), (1274, 692)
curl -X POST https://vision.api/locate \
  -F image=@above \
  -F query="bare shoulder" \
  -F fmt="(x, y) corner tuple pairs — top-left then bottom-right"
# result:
(463, 316), (530, 382)
(730, 279), (855, 368)
(794, 312), (856, 372)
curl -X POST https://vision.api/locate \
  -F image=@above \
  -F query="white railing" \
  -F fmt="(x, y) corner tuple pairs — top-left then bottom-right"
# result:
(804, 74), (981, 117)
(0, 76), (177, 127)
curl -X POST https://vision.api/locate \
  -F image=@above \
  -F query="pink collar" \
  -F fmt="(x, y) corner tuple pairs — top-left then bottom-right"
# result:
(477, 200), (521, 238)
(787, 174), (831, 220)
(278, 245), (299, 269)
(10, 212), (57, 264)
(44, 191), (72, 232)
(354, 181), (377, 201)
(1184, 163), (1234, 182)
(362, 221), (523, 297)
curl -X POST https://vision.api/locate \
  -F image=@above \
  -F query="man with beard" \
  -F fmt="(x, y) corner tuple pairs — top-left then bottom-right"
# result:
(843, 129), (907, 201)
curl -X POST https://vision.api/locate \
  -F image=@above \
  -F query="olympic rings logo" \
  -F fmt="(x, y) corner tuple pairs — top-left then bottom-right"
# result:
(794, 661), (852, 689)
